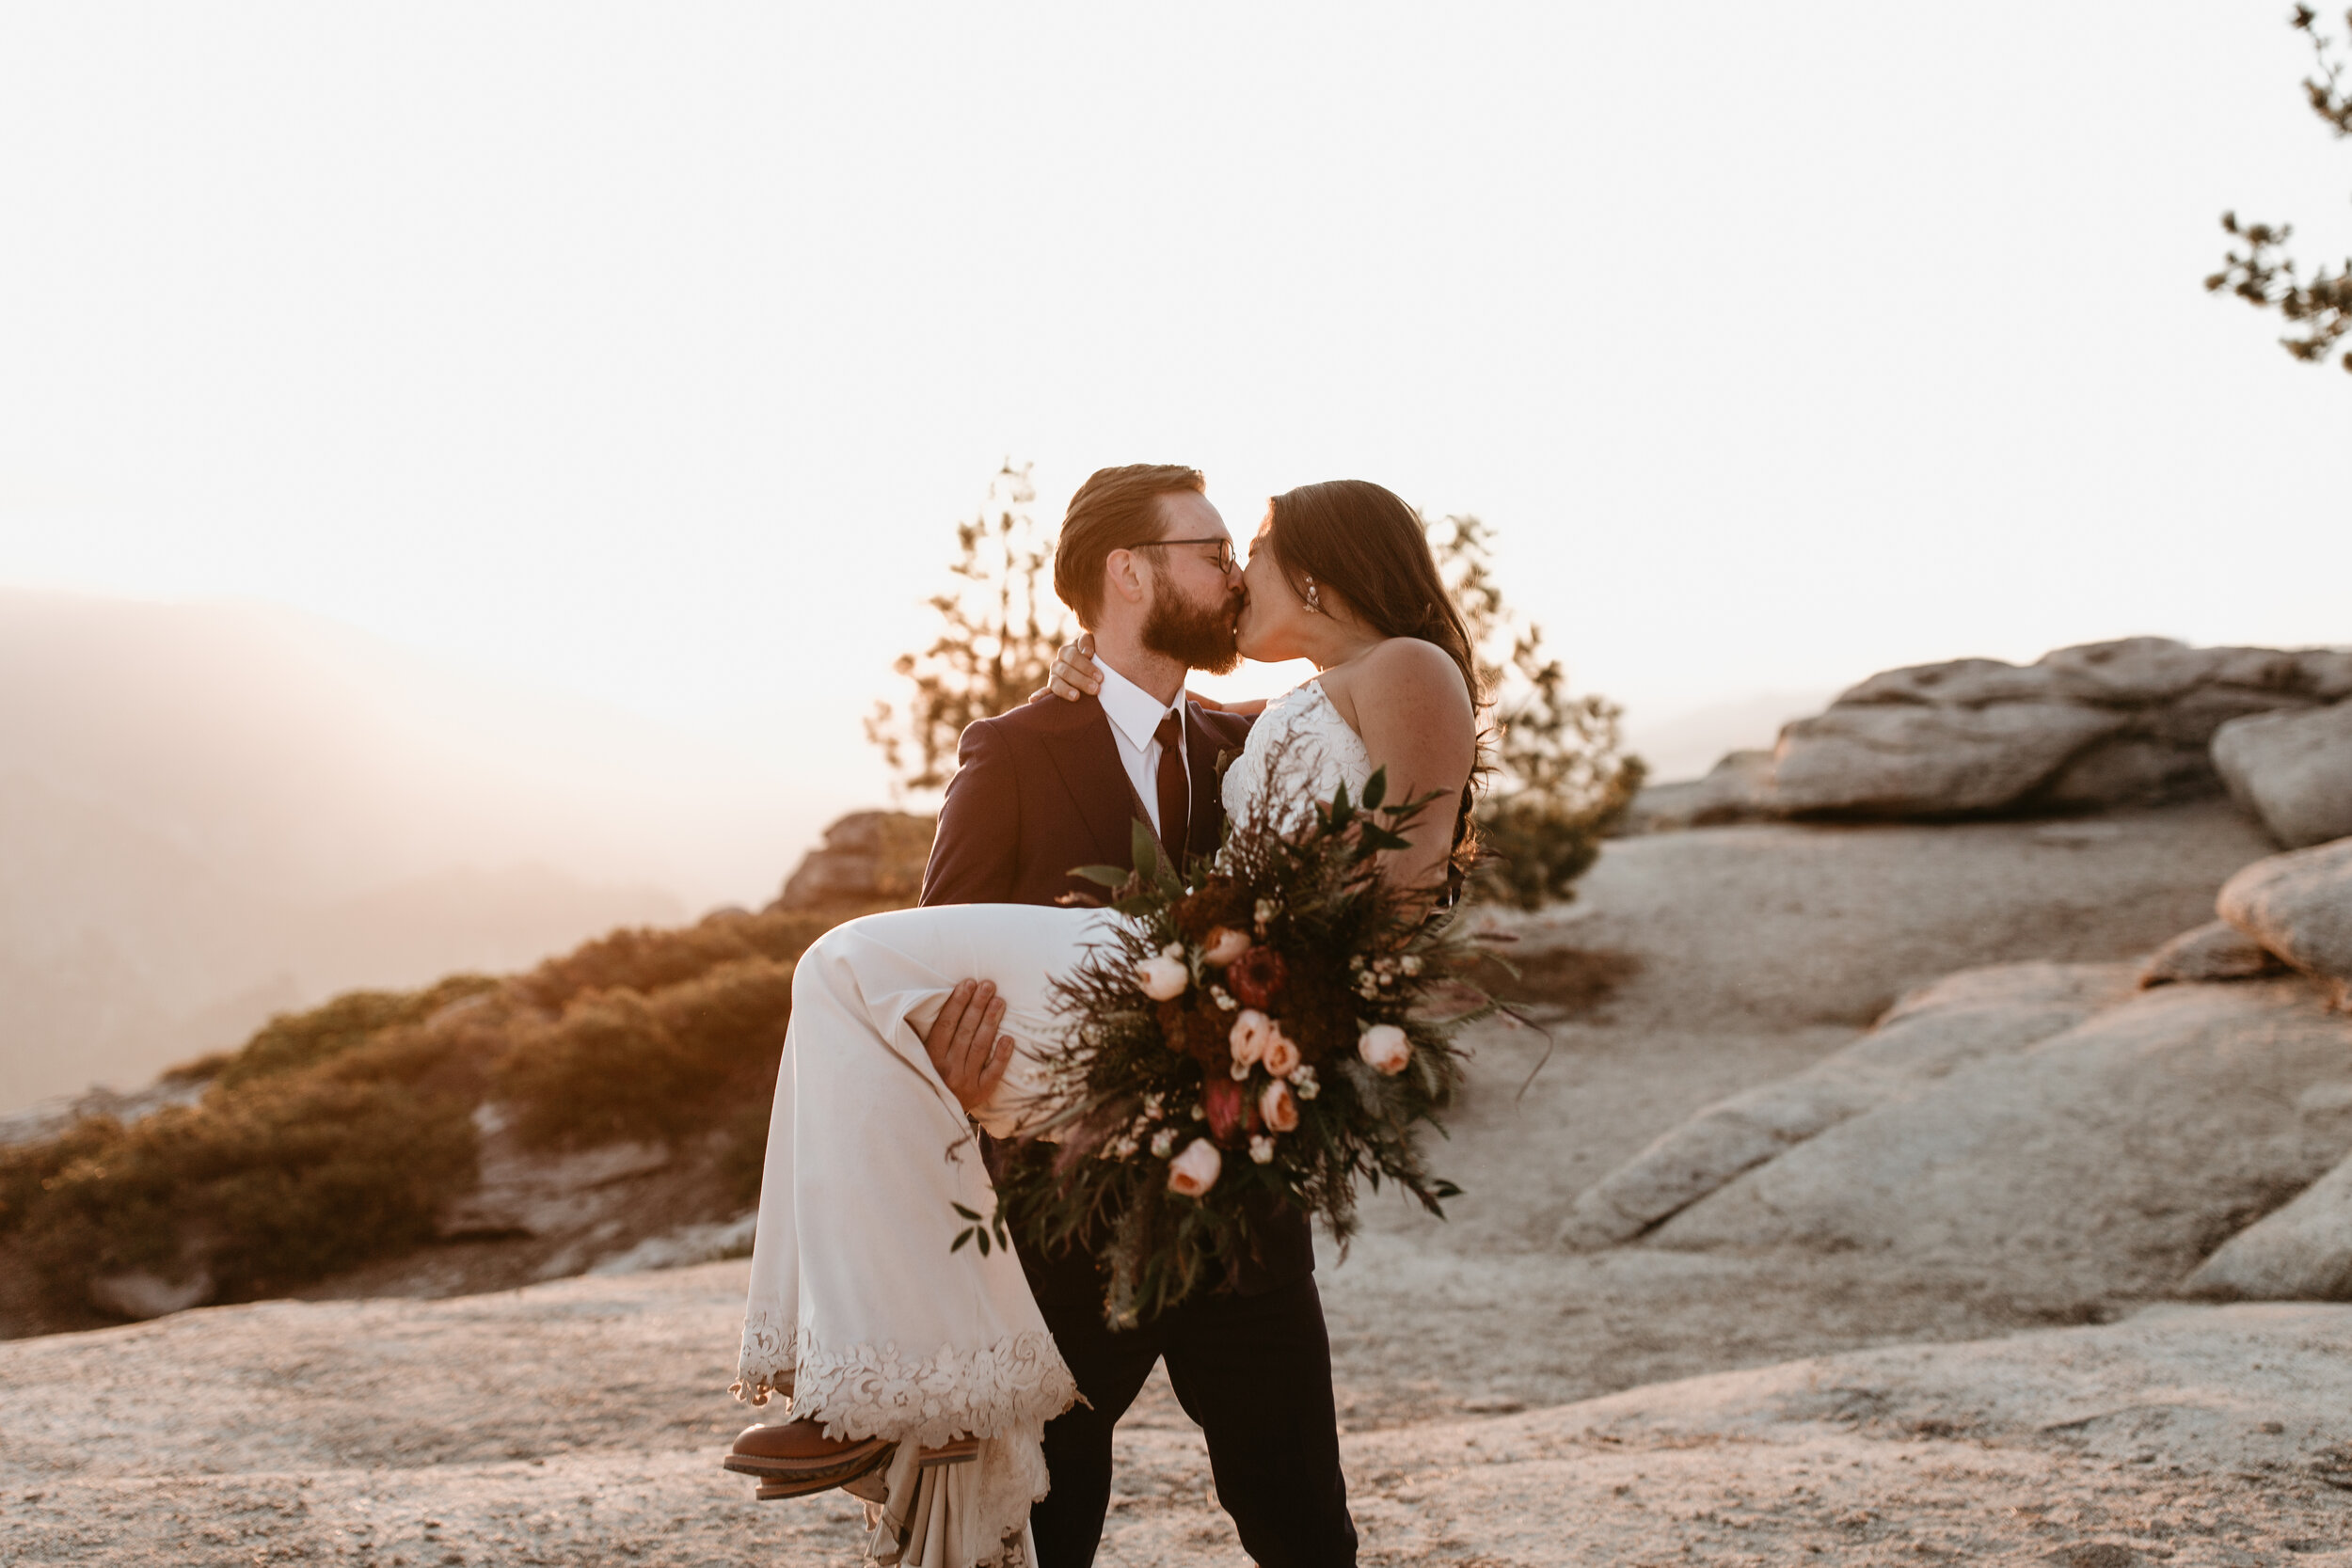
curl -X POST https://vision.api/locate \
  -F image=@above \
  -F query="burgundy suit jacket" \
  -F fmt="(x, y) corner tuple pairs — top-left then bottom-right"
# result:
(918, 693), (1316, 1305)
(919, 691), (1247, 909)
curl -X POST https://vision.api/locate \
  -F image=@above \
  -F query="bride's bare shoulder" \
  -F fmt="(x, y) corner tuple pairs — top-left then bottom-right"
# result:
(1354, 637), (1472, 710)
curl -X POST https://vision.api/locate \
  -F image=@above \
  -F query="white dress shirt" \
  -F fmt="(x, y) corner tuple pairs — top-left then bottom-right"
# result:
(1093, 657), (1189, 839)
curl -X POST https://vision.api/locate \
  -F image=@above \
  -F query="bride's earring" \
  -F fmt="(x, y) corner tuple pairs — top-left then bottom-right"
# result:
(1302, 577), (1321, 614)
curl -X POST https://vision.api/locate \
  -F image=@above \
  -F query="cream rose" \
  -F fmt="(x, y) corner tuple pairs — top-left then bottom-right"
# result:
(1167, 1138), (1222, 1196)
(1136, 955), (1189, 1001)
(1259, 1079), (1298, 1132)
(1228, 1007), (1272, 1070)
(1261, 1026), (1301, 1080)
(1358, 1022), (1411, 1075)
(1201, 927), (1252, 966)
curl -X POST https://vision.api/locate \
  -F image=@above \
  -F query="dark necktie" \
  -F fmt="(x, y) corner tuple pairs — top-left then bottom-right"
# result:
(1153, 709), (1188, 860)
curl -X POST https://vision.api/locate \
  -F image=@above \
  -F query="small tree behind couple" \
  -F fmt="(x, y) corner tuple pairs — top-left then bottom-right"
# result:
(866, 459), (1645, 909)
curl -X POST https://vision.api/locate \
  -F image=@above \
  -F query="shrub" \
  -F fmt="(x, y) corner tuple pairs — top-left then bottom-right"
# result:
(16, 1074), (475, 1305)
(494, 957), (797, 1149)
(218, 974), (500, 1087)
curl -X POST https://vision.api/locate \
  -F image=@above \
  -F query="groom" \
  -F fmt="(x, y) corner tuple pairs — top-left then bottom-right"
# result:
(915, 464), (1358, 1567)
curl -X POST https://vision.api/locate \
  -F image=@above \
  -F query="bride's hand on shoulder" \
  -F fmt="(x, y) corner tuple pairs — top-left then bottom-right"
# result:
(1031, 633), (1102, 704)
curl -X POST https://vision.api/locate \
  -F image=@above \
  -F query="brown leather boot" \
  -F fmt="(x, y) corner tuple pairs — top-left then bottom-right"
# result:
(722, 1418), (896, 1499)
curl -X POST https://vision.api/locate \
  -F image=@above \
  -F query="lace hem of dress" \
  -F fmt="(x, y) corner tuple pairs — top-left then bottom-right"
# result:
(732, 1311), (1079, 1451)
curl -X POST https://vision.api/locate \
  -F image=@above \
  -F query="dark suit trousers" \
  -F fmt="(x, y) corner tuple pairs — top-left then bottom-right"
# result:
(1028, 1275), (1357, 1568)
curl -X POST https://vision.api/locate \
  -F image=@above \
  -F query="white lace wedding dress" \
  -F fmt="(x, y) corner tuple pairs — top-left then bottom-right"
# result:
(734, 679), (1372, 1568)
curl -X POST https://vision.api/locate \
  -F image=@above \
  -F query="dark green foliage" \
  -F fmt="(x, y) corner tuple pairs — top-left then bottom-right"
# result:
(2207, 8), (2352, 372)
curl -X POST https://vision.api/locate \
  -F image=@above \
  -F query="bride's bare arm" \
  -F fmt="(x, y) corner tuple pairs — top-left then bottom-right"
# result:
(1330, 639), (1479, 903)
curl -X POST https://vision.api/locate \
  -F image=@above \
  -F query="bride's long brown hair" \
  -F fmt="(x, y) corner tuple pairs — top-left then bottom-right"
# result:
(1263, 479), (1490, 887)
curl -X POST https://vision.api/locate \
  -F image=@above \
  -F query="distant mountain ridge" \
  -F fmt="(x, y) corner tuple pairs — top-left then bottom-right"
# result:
(0, 588), (832, 1112)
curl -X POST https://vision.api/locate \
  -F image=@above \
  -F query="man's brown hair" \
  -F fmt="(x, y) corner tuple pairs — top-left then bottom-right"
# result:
(1052, 464), (1206, 628)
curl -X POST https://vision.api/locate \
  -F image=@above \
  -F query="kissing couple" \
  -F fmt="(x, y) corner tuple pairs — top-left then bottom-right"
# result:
(727, 466), (1483, 1568)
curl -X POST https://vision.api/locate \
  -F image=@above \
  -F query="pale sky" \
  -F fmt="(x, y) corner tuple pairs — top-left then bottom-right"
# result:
(4, 3), (2347, 875)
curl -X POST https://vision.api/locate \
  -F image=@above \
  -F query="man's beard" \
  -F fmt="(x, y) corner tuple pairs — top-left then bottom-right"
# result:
(1142, 578), (1243, 674)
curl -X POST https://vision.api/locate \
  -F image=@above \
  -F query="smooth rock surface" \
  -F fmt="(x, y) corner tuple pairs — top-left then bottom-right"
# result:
(2137, 919), (2289, 988)
(1558, 962), (2136, 1248)
(1650, 977), (2352, 1294)
(2214, 702), (2352, 848)
(85, 1267), (213, 1322)
(1671, 638), (2352, 823)
(2218, 836), (2352, 995)
(2185, 1148), (2352, 1302)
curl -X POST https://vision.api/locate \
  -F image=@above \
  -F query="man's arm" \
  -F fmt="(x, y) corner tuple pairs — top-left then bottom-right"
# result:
(919, 720), (1020, 907)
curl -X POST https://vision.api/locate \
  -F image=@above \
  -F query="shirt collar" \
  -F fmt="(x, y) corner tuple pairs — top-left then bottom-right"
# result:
(1095, 657), (1184, 752)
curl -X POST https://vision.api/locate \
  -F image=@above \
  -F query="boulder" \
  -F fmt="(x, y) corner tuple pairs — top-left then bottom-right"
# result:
(2185, 1138), (2352, 1302)
(2137, 921), (2289, 988)
(1654, 639), (2352, 826)
(1558, 962), (2137, 1248)
(775, 811), (936, 909)
(1645, 978), (2352, 1296)
(2212, 703), (2352, 848)
(2217, 837), (2352, 1000)
(1766, 703), (2125, 816)
(437, 1108), (673, 1241)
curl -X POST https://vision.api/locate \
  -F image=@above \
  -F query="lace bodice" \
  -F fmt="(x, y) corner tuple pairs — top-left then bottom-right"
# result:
(1219, 679), (1375, 836)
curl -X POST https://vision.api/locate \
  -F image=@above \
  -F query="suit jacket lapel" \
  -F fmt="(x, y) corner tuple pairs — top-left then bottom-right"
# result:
(1038, 697), (1149, 870)
(1183, 703), (1235, 860)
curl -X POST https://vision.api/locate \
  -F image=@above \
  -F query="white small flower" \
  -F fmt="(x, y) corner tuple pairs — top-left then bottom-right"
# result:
(1201, 927), (1251, 966)
(1398, 954), (1422, 976)
(1168, 1138), (1222, 1196)
(1136, 955), (1189, 1001)
(1248, 1135), (1276, 1164)
(1209, 985), (1238, 1012)
(1143, 1092), (1165, 1119)
(1228, 1008), (1272, 1070)
(1150, 1127), (1178, 1159)
(1348, 954), (1367, 972)
(1357, 974), (1381, 1000)
(1292, 1065), (1320, 1101)
(1358, 1022), (1411, 1075)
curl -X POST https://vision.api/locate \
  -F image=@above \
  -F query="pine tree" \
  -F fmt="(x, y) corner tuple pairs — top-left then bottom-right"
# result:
(866, 461), (1072, 794)
(2207, 8), (2352, 373)
(1425, 514), (1646, 910)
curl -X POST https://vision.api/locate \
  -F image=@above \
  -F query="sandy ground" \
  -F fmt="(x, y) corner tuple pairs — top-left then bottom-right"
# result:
(7, 800), (2327, 1565)
(3, 1270), (2344, 1565)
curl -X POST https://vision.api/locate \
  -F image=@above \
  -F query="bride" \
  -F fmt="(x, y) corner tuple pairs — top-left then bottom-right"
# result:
(728, 478), (1482, 1568)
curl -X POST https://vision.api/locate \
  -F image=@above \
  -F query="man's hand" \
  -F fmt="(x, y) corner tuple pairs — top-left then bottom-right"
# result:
(914, 978), (1014, 1116)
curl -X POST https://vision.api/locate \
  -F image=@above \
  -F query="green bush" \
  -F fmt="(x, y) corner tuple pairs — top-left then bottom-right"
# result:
(494, 957), (797, 1149)
(17, 1074), (475, 1304)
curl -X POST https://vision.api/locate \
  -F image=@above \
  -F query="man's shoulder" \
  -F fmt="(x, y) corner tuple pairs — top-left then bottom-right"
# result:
(965, 695), (1106, 750)
(1190, 701), (1253, 748)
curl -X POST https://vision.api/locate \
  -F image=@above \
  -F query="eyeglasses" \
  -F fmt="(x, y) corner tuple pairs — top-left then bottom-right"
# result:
(1133, 536), (1238, 573)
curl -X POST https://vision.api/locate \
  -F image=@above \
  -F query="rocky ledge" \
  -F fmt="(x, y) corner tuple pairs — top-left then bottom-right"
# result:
(1637, 636), (2352, 842)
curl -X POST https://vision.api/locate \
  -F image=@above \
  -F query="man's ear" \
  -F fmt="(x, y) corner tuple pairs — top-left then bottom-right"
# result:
(1101, 547), (1151, 610)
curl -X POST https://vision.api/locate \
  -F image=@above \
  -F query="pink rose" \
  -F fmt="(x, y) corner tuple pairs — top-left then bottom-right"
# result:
(1261, 1026), (1300, 1080)
(1201, 927), (1252, 967)
(1259, 1080), (1298, 1132)
(1167, 1138), (1222, 1197)
(1228, 1008), (1272, 1070)
(1358, 1022), (1411, 1075)
(1136, 955), (1189, 1001)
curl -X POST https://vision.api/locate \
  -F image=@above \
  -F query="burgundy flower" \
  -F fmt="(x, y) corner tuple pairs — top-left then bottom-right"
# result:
(1228, 944), (1289, 1009)
(1201, 1075), (1248, 1145)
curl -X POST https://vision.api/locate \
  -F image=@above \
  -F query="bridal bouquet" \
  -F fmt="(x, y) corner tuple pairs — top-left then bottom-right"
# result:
(977, 768), (1493, 1328)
